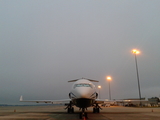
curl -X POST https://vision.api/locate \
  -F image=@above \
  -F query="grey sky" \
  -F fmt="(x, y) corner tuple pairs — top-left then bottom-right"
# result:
(0, 0), (160, 104)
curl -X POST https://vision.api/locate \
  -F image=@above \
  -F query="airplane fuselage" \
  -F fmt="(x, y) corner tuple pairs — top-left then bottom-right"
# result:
(69, 79), (98, 108)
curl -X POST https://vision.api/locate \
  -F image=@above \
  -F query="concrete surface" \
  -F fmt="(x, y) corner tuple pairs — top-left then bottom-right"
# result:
(0, 105), (160, 120)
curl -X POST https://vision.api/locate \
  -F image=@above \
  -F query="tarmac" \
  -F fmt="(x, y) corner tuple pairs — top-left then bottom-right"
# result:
(0, 105), (160, 120)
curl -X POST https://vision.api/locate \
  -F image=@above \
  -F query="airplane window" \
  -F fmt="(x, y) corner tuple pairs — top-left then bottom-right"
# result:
(74, 83), (92, 88)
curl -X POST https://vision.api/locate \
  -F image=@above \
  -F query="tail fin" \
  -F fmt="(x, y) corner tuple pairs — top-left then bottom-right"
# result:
(20, 96), (23, 101)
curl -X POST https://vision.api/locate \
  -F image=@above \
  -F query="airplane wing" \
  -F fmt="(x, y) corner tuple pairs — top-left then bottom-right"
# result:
(95, 99), (116, 104)
(95, 99), (148, 104)
(115, 97), (148, 103)
(19, 96), (71, 104)
(115, 99), (149, 104)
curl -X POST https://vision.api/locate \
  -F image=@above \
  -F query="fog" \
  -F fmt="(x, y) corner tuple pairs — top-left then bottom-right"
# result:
(0, 0), (160, 104)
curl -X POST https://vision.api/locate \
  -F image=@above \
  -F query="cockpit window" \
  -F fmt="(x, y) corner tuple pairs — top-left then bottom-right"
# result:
(74, 83), (92, 88)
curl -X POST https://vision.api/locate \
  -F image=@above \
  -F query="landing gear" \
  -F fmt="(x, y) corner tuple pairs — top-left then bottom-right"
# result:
(71, 107), (74, 113)
(93, 103), (101, 113)
(79, 112), (87, 119)
(79, 108), (88, 119)
(93, 107), (100, 113)
(65, 101), (74, 113)
(67, 107), (74, 113)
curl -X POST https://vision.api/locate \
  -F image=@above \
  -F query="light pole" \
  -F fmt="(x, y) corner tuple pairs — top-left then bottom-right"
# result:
(98, 85), (101, 99)
(106, 76), (112, 100)
(132, 49), (142, 105)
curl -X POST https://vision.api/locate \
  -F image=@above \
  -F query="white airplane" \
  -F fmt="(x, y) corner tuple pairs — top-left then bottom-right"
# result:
(20, 78), (106, 119)
(20, 78), (148, 119)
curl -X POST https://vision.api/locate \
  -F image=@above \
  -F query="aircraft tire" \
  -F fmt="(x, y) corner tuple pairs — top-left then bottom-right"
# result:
(67, 108), (70, 113)
(93, 108), (96, 113)
(85, 112), (88, 118)
(71, 107), (74, 113)
(79, 112), (82, 119)
(97, 108), (100, 113)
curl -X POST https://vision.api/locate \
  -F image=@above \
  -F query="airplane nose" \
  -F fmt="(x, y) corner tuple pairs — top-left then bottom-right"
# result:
(76, 88), (91, 98)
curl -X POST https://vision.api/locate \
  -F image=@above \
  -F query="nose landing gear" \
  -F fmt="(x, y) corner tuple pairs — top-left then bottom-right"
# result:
(79, 108), (88, 119)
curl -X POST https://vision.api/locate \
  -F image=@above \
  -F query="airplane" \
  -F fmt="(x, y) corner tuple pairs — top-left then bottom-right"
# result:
(20, 78), (106, 119)
(20, 78), (148, 119)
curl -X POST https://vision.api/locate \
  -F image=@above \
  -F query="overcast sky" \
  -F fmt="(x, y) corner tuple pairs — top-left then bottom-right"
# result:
(0, 0), (160, 104)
